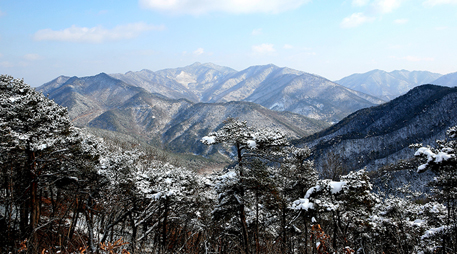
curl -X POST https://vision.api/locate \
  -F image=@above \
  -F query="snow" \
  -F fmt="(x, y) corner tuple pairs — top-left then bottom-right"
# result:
(247, 140), (257, 149)
(201, 136), (216, 144)
(422, 226), (447, 240)
(330, 181), (346, 194)
(291, 198), (314, 211)
(8, 96), (20, 102)
(435, 151), (452, 163)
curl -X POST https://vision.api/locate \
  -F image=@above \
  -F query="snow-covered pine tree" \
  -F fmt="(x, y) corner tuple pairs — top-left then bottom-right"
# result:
(291, 169), (378, 253)
(413, 125), (457, 253)
(201, 118), (289, 254)
(0, 75), (101, 252)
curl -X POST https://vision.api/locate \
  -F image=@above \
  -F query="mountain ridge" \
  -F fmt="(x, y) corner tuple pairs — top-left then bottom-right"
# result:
(295, 84), (457, 172)
(335, 69), (443, 101)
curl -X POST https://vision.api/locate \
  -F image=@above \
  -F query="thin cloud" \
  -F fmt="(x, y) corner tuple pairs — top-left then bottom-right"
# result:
(394, 18), (408, 24)
(252, 43), (276, 54)
(23, 54), (43, 61)
(252, 28), (262, 36)
(0, 9), (5, 17)
(372, 0), (403, 14)
(340, 13), (375, 28)
(435, 26), (448, 30)
(193, 48), (204, 56)
(283, 44), (294, 49)
(390, 55), (434, 62)
(139, 0), (311, 15)
(352, 0), (369, 7)
(33, 22), (164, 43)
(0, 61), (14, 68)
(423, 0), (457, 6)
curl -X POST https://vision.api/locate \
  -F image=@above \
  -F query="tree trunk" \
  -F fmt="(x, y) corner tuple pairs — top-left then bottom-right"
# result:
(236, 142), (250, 254)
(28, 150), (40, 253)
(162, 197), (169, 251)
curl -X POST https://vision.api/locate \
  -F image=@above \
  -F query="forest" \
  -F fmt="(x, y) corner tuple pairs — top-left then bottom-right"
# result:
(1, 74), (456, 253)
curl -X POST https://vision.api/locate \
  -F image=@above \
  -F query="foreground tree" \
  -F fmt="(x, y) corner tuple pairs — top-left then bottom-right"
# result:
(413, 125), (457, 253)
(0, 75), (86, 252)
(202, 118), (289, 253)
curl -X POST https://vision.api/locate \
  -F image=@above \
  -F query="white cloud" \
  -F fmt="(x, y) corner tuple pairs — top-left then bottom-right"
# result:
(252, 43), (276, 54)
(193, 48), (204, 56)
(283, 44), (294, 49)
(33, 22), (164, 43)
(252, 28), (262, 36)
(423, 0), (457, 6)
(352, 0), (369, 7)
(372, 0), (402, 14)
(23, 54), (43, 61)
(394, 18), (408, 24)
(139, 0), (311, 15)
(340, 13), (375, 28)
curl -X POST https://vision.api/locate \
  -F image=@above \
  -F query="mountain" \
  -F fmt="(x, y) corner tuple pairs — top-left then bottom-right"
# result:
(431, 71), (457, 87)
(38, 72), (330, 156)
(111, 63), (383, 123)
(335, 69), (442, 101)
(37, 73), (145, 126)
(110, 62), (237, 102)
(88, 91), (330, 154)
(295, 84), (457, 173)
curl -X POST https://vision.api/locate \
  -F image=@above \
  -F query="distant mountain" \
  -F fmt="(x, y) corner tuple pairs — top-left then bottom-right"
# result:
(110, 62), (237, 102)
(335, 69), (442, 101)
(295, 84), (457, 173)
(38, 73), (330, 155)
(37, 73), (145, 126)
(111, 63), (383, 123)
(431, 71), (457, 87)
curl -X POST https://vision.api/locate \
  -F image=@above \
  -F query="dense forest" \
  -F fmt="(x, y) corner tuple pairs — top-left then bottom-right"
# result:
(1, 74), (457, 253)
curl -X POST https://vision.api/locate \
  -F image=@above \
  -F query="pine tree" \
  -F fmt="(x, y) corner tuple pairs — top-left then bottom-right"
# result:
(0, 75), (101, 253)
(413, 125), (457, 253)
(201, 118), (289, 253)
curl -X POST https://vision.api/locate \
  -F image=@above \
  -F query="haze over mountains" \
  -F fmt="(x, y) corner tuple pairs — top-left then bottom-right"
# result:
(334, 69), (445, 101)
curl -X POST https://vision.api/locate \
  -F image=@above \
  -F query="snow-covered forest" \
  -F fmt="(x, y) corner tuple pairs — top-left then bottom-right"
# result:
(1, 74), (457, 253)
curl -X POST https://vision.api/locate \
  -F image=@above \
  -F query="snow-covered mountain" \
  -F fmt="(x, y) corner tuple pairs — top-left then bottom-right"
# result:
(110, 63), (383, 123)
(296, 84), (457, 173)
(38, 73), (330, 154)
(110, 62), (237, 102)
(431, 71), (457, 87)
(335, 69), (442, 101)
(37, 73), (145, 126)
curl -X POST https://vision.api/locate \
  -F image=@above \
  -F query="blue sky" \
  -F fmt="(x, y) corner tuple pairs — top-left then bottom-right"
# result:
(1, 0), (457, 86)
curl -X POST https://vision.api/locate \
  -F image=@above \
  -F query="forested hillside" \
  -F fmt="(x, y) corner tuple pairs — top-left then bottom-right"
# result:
(298, 84), (457, 173)
(2, 75), (457, 254)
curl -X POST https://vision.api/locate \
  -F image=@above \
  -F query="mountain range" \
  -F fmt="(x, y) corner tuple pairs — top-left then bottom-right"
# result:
(109, 63), (383, 123)
(38, 69), (331, 155)
(334, 69), (446, 101)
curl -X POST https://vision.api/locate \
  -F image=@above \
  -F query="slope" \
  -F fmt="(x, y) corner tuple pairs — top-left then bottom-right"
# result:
(295, 84), (457, 172)
(37, 73), (145, 126)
